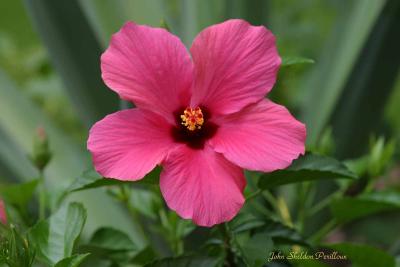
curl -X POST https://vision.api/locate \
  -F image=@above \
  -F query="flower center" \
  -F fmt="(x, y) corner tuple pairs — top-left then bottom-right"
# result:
(180, 107), (204, 131)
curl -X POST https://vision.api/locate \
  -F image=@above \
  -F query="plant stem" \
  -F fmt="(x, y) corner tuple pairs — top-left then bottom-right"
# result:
(38, 170), (46, 220)
(119, 185), (149, 243)
(262, 190), (294, 226)
(262, 190), (279, 210)
(308, 191), (341, 217)
(297, 182), (307, 232)
(246, 189), (261, 201)
(219, 223), (237, 267)
(276, 196), (294, 227)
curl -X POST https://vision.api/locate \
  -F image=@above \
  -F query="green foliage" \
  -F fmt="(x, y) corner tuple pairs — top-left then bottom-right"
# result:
(88, 227), (138, 252)
(29, 202), (87, 265)
(68, 168), (160, 192)
(0, 225), (35, 267)
(229, 214), (265, 233)
(297, 260), (330, 267)
(344, 136), (396, 178)
(327, 243), (396, 267)
(54, 254), (90, 267)
(0, 1), (399, 266)
(0, 179), (38, 209)
(145, 255), (219, 267)
(367, 137), (396, 177)
(330, 191), (400, 223)
(258, 154), (356, 189)
(130, 246), (158, 266)
(230, 213), (307, 246)
(240, 233), (273, 267)
(68, 170), (129, 193)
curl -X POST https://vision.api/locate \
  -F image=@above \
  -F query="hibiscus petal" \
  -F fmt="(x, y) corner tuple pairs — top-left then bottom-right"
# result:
(101, 22), (193, 121)
(88, 109), (175, 180)
(190, 19), (281, 115)
(160, 145), (246, 227)
(209, 99), (306, 172)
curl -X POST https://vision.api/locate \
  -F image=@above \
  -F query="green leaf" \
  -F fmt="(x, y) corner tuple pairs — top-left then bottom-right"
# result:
(230, 213), (308, 246)
(54, 254), (90, 267)
(262, 219), (308, 246)
(145, 256), (219, 267)
(69, 167), (160, 192)
(281, 56), (315, 67)
(241, 233), (273, 267)
(229, 213), (265, 233)
(130, 246), (157, 266)
(23, 0), (119, 127)
(130, 188), (163, 220)
(89, 227), (138, 252)
(258, 154), (356, 189)
(29, 202), (87, 265)
(330, 191), (400, 223)
(0, 179), (39, 208)
(68, 170), (127, 192)
(327, 243), (395, 267)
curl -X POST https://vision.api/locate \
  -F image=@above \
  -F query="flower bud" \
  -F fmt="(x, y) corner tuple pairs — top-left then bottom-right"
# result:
(30, 126), (52, 171)
(0, 199), (6, 224)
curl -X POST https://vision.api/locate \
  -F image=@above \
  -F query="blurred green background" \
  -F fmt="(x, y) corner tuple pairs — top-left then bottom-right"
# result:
(0, 0), (399, 257)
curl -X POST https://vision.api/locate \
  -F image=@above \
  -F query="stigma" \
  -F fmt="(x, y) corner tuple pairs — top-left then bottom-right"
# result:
(180, 107), (204, 131)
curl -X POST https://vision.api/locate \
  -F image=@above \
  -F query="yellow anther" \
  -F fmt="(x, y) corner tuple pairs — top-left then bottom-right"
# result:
(180, 107), (204, 131)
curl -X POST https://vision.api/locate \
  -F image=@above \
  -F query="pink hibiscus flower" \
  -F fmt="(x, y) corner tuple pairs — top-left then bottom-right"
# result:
(88, 19), (306, 227)
(0, 199), (6, 224)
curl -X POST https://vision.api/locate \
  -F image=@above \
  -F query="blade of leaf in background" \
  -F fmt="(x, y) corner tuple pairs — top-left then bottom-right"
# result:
(180, 0), (198, 45)
(196, 0), (224, 31)
(79, 0), (164, 47)
(224, 0), (269, 26)
(329, 0), (400, 158)
(78, 0), (129, 46)
(298, 0), (397, 236)
(23, 0), (119, 127)
(0, 69), (145, 246)
(0, 126), (38, 181)
(300, 0), (386, 146)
